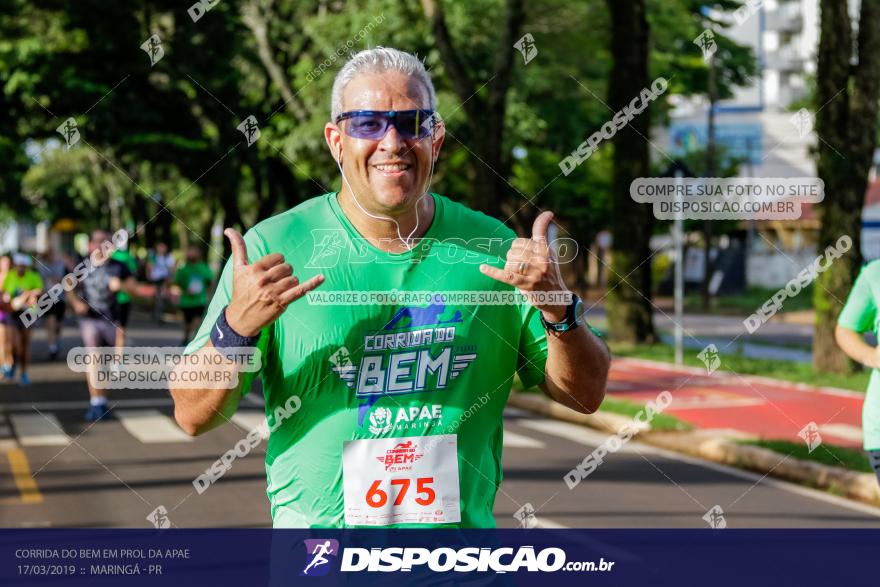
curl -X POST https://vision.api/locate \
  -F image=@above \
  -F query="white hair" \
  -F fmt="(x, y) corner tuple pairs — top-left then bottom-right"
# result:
(330, 47), (436, 121)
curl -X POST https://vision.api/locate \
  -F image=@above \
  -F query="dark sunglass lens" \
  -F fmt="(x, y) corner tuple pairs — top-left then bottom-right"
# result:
(349, 115), (386, 138)
(397, 111), (433, 138)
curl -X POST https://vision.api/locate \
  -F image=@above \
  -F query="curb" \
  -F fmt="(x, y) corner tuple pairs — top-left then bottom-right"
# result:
(507, 391), (880, 506)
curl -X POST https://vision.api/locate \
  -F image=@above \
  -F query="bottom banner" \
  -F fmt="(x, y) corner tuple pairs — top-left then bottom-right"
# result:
(1, 529), (878, 586)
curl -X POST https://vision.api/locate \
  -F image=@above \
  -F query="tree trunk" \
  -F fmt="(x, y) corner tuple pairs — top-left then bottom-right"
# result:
(421, 0), (522, 219)
(604, 0), (657, 344)
(813, 0), (880, 373)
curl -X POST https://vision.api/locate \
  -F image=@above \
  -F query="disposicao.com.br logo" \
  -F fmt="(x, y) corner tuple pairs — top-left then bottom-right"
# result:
(301, 539), (340, 577)
(299, 541), (614, 575)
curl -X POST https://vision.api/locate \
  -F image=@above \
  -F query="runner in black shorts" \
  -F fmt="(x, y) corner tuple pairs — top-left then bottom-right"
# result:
(67, 230), (136, 422)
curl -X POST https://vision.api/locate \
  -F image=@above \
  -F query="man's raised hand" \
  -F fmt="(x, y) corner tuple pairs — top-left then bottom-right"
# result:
(479, 211), (569, 321)
(224, 228), (325, 337)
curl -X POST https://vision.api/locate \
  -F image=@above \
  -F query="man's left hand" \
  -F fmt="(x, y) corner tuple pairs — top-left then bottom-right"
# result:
(479, 210), (569, 321)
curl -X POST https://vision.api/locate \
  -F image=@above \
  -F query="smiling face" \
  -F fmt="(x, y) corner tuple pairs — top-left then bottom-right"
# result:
(325, 71), (443, 214)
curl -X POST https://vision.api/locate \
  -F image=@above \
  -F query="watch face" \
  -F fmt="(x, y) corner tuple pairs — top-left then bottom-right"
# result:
(573, 298), (584, 325)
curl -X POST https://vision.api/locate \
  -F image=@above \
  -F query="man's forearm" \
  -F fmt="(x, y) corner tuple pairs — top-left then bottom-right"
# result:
(169, 341), (255, 435)
(835, 325), (876, 368)
(540, 326), (609, 414)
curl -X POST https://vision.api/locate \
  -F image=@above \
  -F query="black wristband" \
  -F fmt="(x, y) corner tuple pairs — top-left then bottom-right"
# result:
(211, 305), (260, 352)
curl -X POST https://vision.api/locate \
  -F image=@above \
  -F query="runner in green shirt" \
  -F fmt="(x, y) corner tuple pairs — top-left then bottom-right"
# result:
(110, 248), (138, 350)
(174, 246), (213, 345)
(2, 254), (43, 385)
(836, 259), (880, 485)
(170, 47), (609, 528)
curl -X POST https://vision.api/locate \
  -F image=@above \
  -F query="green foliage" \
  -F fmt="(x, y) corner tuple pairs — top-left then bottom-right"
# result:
(0, 0), (755, 256)
(610, 341), (872, 393)
(739, 439), (874, 473)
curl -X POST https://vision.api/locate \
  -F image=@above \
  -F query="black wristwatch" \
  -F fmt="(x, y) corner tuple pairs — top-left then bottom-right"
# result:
(540, 293), (584, 333)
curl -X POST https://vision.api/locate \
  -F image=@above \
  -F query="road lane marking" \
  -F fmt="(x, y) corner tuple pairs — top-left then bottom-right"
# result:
(5, 448), (43, 504)
(535, 518), (568, 529)
(231, 412), (267, 432)
(517, 419), (642, 454)
(10, 414), (70, 446)
(115, 410), (193, 443)
(503, 430), (545, 449)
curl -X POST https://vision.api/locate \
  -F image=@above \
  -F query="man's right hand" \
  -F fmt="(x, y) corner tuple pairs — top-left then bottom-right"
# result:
(223, 228), (325, 337)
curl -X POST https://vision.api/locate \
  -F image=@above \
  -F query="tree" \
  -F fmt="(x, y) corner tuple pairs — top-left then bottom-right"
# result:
(604, 0), (657, 344)
(420, 0), (524, 218)
(813, 0), (880, 372)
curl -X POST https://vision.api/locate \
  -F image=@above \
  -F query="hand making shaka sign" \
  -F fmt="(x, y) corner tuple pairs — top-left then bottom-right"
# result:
(479, 211), (569, 321)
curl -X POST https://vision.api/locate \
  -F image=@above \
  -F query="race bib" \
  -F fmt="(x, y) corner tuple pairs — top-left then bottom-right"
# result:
(342, 434), (461, 526)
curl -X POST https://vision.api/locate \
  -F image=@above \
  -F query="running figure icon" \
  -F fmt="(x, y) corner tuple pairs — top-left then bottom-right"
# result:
(302, 540), (336, 575)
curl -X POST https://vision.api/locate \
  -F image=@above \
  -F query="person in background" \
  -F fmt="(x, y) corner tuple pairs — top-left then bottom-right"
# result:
(172, 246), (214, 346)
(147, 242), (175, 322)
(111, 242), (138, 350)
(836, 259), (880, 489)
(67, 230), (136, 422)
(2, 253), (43, 385)
(37, 248), (69, 360)
(0, 255), (11, 376)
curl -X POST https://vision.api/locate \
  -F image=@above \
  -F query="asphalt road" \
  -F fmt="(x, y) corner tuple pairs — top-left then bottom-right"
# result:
(1, 315), (879, 529)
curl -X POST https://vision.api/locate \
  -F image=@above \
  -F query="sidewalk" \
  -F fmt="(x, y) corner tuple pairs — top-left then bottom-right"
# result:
(608, 357), (864, 448)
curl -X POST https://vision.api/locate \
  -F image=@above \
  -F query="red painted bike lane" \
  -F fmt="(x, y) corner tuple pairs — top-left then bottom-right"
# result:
(607, 358), (866, 448)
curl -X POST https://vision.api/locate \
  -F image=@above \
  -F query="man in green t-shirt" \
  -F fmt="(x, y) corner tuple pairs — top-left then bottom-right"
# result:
(110, 247), (138, 351)
(2, 253), (43, 385)
(173, 246), (214, 346)
(836, 259), (880, 486)
(170, 47), (610, 528)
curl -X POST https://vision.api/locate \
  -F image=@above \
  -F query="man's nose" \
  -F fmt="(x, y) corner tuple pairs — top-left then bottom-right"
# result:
(378, 124), (405, 153)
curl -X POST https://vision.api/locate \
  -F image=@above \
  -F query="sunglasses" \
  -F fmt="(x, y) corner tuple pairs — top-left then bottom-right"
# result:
(335, 109), (436, 140)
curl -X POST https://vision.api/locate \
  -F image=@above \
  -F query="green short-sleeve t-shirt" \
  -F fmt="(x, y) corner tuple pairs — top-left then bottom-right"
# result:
(3, 269), (44, 302)
(187, 192), (549, 528)
(175, 262), (213, 308)
(111, 250), (138, 305)
(837, 259), (880, 449)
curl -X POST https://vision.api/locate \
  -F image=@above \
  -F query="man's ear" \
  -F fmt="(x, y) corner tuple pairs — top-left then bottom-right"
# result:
(324, 122), (343, 164)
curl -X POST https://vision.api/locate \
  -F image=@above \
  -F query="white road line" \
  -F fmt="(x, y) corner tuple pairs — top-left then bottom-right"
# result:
(10, 413), (70, 446)
(0, 439), (19, 450)
(231, 412), (267, 432)
(535, 518), (569, 529)
(0, 398), (174, 412)
(518, 419), (645, 453)
(115, 410), (192, 443)
(503, 430), (546, 449)
(818, 424), (863, 443)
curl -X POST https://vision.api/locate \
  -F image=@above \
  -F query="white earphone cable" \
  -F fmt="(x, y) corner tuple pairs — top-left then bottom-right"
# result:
(336, 117), (438, 251)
